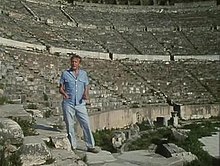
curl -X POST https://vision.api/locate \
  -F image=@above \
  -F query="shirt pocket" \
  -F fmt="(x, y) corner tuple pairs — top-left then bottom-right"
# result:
(64, 78), (75, 96)
(65, 77), (75, 85)
(78, 78), (87, 87)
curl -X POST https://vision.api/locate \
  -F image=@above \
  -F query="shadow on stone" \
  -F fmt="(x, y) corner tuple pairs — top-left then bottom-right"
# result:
(35, 124), (60, 132)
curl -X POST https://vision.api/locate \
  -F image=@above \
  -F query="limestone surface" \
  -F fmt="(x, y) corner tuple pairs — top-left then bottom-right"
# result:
(18, 136), (52, 166)
(0, 117), (24, 145)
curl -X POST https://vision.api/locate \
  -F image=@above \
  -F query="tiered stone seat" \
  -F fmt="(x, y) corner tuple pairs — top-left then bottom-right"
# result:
(121, 31), (165, 55)
(168, 9), (218, 30)
(138, 12), (175, 31)
(0, 45), (219, 112)
(1, 0), (219, 57)
(152, 31), (197, 55)
(0, 0), (29, 14)
(0, 14), (39, 44)
(25, 1), (70, 24)
(211, 9), (220, 25)
(86, 29), (139, 54)
(83, 58), (166, 106)
(121, 60), (218, 104)
(106, 12), (145, 31)
(88, 80), (126, 112)
(0, 47), (128, 112)
(0, 0), (219, 112)
(64, 6), (112, 29)
(53, 27), (106, 52)
(0, 47), (61, 107)
(181, 60), (220, 102)
(184, 30), (220, 55)
(10, 13), (68, 47)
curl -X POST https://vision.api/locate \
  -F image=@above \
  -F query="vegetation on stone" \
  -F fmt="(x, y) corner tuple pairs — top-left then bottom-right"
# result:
(165, 120), (219, 166)
(0, 97), (7, 105)
(0, 142), (22, 166)
(94, 119), (219, 165)
(44, 158), (56, 164)
(26, 103), (38, 109)
(137, 121), (154, 131)
(181, 120), (220, 137)
(93, 128), (117, 153)
(91, 119), (220, 163)
(43, 108), (52, 118)
(176, 120), (220, 166)
(43, 93), (49, 101)
(44, 139), (56, 149)
(0, 97), (15, 105)
(127, 128), (172, 150)
(8, 117), (37, 136)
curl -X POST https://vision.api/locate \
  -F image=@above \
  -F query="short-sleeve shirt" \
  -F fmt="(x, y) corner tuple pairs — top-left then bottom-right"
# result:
(60, 69), (89, 106)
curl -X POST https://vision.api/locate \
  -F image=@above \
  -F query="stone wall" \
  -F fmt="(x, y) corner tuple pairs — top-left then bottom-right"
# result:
(180, 104), (220, 120)
(49, 46), (110, 59)
(88, 103), (220, 131)
(0, 37), (46, 52)
(89, 104), (172, 131)
(0, 37), (219, 61)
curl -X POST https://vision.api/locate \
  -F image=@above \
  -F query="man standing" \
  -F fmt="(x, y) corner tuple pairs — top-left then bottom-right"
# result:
(59, 54), (99, 153)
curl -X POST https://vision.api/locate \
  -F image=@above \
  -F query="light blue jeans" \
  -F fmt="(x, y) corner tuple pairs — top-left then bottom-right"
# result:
(62, 102), (95, 149)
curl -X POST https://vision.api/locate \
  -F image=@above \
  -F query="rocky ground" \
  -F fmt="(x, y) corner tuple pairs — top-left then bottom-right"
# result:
(0, 104), (199, 166)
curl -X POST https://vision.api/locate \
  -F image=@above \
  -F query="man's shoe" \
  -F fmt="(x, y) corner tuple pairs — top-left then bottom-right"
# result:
(87, 147), (100, 153)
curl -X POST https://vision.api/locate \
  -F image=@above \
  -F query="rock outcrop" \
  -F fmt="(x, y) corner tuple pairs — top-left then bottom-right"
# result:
(0, 117), (24, 145)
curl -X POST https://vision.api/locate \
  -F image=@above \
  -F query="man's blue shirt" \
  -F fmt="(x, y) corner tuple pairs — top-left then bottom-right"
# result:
(60, 69), (89, 106)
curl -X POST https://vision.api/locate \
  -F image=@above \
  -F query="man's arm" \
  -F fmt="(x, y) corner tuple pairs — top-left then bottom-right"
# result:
(83, 85), (89, 100)
(59, 84), (69, 99)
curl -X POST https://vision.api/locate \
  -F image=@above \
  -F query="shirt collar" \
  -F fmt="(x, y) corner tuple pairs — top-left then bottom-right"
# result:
(67, 68), (81, 79)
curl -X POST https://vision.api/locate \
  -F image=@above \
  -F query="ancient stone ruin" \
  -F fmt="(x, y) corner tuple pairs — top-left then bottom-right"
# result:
(0, 0), (219, 165)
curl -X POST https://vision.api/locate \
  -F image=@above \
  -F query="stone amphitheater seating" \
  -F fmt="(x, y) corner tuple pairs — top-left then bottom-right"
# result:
(1, 46), (219, 114)
(168, 9), (220, 30)
(152, 31), (197, 55)
(185, 30), (220, 55)
(121, 59), (219, 104)
(1, 0), (219, 57)
(0, 47), (167, 112)
(0, 0), (219, 113)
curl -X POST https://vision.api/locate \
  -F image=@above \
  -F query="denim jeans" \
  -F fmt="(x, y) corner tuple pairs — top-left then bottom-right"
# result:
(62, 101), (95, 149)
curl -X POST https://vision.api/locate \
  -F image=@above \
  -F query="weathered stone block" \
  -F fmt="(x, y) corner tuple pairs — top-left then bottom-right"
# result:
(50, 133), (72, 151)
(51, 149), (83, 166)
(156, 143), (185, 158)
(171, 128), (189, 142)
(26, 109), (44, 118)
(19, 136), (52, 166)
(0, 104), (32, 122)
(0, 118), (24, 145)
(0, 89), (4, 95)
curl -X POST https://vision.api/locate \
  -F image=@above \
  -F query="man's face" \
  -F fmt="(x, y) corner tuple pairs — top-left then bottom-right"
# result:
(71, 58), (80, 70)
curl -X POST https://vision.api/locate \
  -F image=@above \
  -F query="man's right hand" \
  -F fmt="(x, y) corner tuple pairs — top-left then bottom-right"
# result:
(59, 84), (69, 99)
(63, 94), (69, 99)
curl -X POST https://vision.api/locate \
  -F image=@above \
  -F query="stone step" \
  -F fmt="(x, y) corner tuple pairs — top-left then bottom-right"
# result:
(18, 136), (52, 166)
